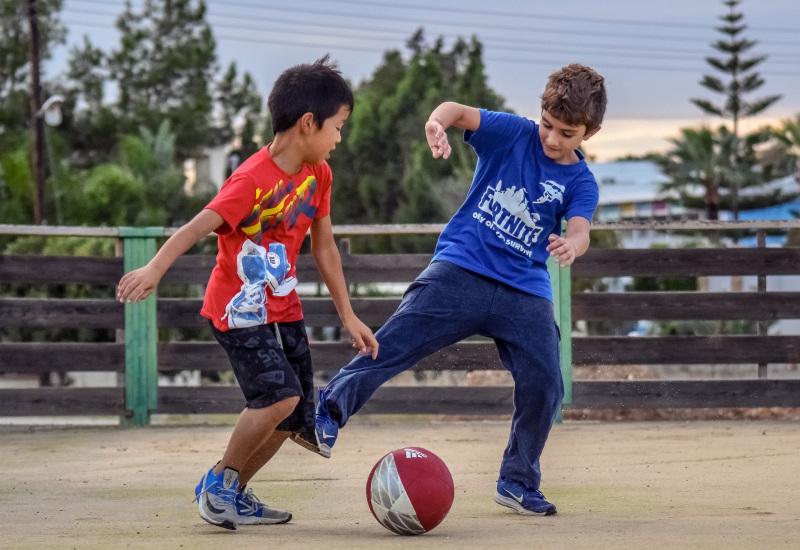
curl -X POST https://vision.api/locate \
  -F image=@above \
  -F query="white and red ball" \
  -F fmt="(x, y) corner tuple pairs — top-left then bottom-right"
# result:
(366, 447), (454, 536)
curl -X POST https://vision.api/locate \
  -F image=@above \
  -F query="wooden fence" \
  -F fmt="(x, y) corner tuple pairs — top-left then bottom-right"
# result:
(1, 221), (800, 424)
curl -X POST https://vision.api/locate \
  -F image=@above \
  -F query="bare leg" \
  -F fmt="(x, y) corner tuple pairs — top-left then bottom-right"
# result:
(237, 430), (291, 487)
(213, 397), (299, 477)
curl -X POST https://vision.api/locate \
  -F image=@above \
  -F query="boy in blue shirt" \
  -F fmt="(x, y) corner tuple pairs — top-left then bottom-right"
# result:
(296, 63), (606, 516)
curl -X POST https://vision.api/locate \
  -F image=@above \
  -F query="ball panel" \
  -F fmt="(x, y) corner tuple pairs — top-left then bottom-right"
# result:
(367, 447), (454, 535)
(401, 477), (454, 531)
(367, 452), (425, 536)
(393, 448), (454, 532)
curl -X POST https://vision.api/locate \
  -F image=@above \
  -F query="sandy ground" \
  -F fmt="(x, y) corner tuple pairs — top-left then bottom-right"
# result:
(3, 417), (799, 550)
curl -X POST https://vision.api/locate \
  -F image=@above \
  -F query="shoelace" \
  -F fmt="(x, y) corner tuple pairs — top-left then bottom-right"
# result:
(240, 488), (261, 508)
(234, 284), (265, 311)
(194, 481), (237, 508)
(239, 488), (278, 517)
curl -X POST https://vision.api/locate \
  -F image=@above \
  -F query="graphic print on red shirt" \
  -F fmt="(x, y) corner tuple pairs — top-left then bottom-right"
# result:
(200, 146), (331, 330)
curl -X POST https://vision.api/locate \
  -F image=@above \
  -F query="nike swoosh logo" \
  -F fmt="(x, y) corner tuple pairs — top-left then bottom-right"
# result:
(204, 495), (225, 515)
(504, 489), (524, 503)
(322, 431), (336, 439)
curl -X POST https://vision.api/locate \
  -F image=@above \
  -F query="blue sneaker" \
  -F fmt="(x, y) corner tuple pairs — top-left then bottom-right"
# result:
(315, 389), (339, 458)
(494, 477), (557, 516)
(194, 466), (240, 530)
(288, 389), (338, 458)
(235, 487), (292, 525)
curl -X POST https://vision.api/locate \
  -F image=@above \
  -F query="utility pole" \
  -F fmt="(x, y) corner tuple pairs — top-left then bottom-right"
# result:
(28, 0), (47, 225)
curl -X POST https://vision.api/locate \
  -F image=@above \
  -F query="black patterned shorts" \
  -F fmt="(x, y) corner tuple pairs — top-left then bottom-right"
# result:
(209, 320), (315, 433)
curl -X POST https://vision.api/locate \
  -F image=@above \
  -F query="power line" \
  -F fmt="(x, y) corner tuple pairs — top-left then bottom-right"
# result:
(57, 8), (800, 72)
(66, 0), (800, 36)
(323, 0), (800, 35)
(59, 4), (800, 62)
(60, 17), (800, 78)
(62, 0), (800, 51)
(63, 0), (722, 46)
(203, 12), (800, 62)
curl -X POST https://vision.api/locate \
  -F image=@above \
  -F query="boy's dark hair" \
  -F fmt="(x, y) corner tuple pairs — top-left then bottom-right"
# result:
(541, 63), (607, 132)
(268, 55), (354, 134)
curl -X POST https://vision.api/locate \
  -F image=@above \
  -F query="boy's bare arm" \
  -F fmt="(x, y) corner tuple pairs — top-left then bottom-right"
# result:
(546, 216), (591, 268)
(310, 216), (379, 359)
(425, 102), (481, 160)
(117, 209), (224, 303)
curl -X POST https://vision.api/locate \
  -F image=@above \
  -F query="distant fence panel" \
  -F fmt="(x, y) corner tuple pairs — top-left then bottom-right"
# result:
(2, 223), (800, 420)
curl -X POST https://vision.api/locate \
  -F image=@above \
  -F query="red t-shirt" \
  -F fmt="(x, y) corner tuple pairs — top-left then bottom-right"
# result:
(200, 146), (332, 330)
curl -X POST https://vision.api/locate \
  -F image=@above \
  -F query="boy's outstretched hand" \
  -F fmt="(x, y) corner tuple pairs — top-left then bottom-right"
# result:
(343, 317), (379, 359)
(425, 120), (452, 160)
(546, 234), (578, 268)
(117, 265), (160, 303)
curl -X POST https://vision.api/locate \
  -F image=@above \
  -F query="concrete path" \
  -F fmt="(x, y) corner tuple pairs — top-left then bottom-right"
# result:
(3, 418), (799, 549)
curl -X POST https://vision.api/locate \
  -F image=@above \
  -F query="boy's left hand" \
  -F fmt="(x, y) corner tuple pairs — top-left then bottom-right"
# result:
(343, 317), (379, 359)
(546, 234), (578, 268)
(425, 120), (452, 159)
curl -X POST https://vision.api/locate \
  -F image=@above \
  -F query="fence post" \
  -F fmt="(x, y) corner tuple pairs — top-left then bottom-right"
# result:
(119, 227), (163, 426)
(548, 246), (573, 421)
(757, 229), (768, 378)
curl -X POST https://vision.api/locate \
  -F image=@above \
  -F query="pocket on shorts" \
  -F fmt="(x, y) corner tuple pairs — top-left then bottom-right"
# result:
(554, 322), (562, 342)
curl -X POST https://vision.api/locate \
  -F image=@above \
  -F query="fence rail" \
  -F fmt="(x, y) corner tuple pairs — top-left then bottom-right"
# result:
(1, 222), (799, 423)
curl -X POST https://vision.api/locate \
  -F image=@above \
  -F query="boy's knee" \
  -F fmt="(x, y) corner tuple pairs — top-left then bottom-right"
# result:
(272, 395), (300, 418)
(516, 370), (563, 398)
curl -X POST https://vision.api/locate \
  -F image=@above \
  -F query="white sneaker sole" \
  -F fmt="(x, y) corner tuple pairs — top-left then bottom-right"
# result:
(198, 496), (238, 530)
(493, 492), (556, 516)
(289, 433), (332, 458)
(237, 513), (292, 525)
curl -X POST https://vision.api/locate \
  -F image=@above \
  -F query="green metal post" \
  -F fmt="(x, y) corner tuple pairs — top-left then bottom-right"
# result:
(120, 227), (162, 426)
(558, 261), (573, 407)
(548, 221), (573, 423)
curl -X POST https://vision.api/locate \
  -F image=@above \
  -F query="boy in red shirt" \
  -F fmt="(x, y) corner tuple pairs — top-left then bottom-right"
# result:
(117, 56), (378, 530)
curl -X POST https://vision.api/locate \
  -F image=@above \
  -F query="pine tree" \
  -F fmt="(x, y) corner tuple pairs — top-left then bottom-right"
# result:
(109, 0), (218, 160)
(691, 0), (781, 137)
(691, 0), (782, 219)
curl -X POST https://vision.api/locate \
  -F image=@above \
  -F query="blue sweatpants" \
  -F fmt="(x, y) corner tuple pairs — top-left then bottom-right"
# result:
(324, 260), (564, 490)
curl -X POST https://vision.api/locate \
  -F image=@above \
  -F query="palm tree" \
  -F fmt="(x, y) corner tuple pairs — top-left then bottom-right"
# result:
(774, 115), (800, 181)
(655, 127), (735, 221)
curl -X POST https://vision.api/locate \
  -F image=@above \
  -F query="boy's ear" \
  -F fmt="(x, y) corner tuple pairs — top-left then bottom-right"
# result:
(299, 112), (316, 133)
(583, 125), (601, 141)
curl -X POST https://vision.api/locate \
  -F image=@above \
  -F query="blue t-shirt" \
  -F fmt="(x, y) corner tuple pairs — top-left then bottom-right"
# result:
(433, 109), (599, 301)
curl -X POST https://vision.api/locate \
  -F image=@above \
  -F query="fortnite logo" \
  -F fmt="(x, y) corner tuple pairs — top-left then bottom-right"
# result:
(405, 449), (427, 459)
(478, 180), (542, 247)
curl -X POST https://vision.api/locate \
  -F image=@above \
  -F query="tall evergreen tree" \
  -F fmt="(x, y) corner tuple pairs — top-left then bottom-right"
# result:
(691, 0), (781, 137)
(109, 0), (217, 160)
(327, 31), (506, 251)
(62, 0), (263, 182)
(691, 0), (782, 218)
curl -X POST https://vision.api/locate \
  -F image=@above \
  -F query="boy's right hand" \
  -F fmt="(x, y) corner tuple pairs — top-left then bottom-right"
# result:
(425, 120), (452, 160)
(117, 265), (160, 303)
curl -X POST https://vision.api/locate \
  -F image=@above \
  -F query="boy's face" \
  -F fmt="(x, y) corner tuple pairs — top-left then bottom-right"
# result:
(539, 110), (600, 164)
(306, 105), (350, 164)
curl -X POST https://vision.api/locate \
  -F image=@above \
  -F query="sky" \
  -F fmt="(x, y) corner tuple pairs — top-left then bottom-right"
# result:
(50, 0), (800, 162)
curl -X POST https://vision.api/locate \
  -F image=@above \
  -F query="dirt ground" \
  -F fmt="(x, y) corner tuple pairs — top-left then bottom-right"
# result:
(3, 417), (799, 550)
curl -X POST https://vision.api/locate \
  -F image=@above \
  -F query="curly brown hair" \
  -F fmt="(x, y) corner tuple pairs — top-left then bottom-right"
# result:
(540, 63), (607, 132)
